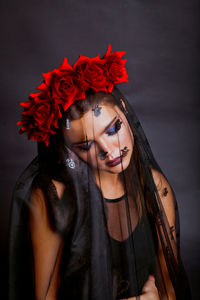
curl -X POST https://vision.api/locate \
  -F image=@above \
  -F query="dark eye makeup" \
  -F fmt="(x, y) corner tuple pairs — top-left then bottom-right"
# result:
(77, 140), (94, 152)
(105, 119), (122, 136)
(76, 118), (123, 152)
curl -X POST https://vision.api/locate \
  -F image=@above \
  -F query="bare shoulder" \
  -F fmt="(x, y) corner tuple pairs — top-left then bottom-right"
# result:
(151, 169), (177, 297)
(151, 168), (163, 191)
(151, 168), (175, 225)
(30, 186), (46, 213)
(51, 179), (66, 199)
(29, 180), (66, 218)
(151, 168), (172, 194)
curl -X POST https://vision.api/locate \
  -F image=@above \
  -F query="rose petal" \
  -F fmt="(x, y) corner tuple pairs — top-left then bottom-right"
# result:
(58, 57), (73, 71)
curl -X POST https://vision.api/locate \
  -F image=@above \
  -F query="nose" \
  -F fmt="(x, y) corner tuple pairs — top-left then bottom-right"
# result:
(97, 137), (115, 160)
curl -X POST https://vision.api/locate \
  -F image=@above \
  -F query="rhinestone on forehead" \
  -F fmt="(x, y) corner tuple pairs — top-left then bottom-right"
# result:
(92, 104), (102, 117)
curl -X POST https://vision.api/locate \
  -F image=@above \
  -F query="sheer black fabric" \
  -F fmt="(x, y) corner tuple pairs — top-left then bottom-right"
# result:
(9, 87), (191, 299)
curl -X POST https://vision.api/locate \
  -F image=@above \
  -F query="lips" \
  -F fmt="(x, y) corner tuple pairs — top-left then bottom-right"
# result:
(106, 156), (122, 167)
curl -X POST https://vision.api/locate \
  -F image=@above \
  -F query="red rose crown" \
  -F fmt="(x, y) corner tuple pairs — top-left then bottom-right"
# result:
(17, 44), (128, 146)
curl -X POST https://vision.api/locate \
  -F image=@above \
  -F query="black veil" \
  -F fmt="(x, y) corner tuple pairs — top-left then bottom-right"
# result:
(9, 87), (191, 299)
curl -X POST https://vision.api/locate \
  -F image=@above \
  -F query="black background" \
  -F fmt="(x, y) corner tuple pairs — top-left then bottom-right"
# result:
(1, 0), (199, 298)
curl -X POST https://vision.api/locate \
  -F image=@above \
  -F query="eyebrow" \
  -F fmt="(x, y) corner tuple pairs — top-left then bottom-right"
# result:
(101, 115), (117, 134)
(71, 115), (117, 146)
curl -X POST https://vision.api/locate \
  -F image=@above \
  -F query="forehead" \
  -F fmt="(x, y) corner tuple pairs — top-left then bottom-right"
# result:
(62, 104), (121, 144)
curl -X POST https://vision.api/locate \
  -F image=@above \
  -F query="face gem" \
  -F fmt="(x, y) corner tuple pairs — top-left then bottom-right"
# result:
(121, 146), (129, 157)
(99, 150), (108, 160)
(66, 118), (71, 130)
(92, 104), (102, 117)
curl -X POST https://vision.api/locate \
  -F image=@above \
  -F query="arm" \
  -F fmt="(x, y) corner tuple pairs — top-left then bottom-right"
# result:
(151, 169), (177, 300)
(29, 180), (65, 300)
(120, 169), (177, 300)
(121, 275), (159, 300)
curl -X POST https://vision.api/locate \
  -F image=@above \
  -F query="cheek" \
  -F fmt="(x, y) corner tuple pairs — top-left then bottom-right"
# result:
(119, 125), (134, 151)
(71, 150), (88, 164)
(74, 149), (99, 168)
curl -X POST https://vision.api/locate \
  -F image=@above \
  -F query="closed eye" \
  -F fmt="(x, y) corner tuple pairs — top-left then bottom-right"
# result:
(106, 119), (122, 136)
(77, 140), (94, 152)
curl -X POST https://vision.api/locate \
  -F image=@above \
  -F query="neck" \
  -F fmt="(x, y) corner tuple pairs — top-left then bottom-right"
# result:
(94, 170), (124, 198)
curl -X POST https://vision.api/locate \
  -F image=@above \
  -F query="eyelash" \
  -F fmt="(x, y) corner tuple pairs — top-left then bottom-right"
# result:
(77, 141), (93, 152)
(77, 119), (123, 152)
(106, 119), (122, 136)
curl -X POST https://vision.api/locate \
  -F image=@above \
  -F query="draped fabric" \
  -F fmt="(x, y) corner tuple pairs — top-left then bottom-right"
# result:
(9, 87), (191, 299)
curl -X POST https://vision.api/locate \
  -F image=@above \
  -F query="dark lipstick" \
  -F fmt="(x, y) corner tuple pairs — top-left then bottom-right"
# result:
(106, 156), (122, 167)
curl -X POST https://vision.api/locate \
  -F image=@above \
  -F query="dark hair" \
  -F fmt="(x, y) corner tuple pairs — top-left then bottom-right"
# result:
(62, 90), (117, 122)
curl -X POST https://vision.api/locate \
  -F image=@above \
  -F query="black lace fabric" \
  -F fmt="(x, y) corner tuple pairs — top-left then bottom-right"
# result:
(9, 87), (191, 299)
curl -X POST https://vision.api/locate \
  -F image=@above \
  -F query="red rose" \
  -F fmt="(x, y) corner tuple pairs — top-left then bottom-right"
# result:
(73, 56), (91, 94)
(73, 55), (107, 93)
(17, 46), (129, 146)
(83, 59), (108, 92)
(39, 58), (82, 111)
(102, 44), (128, 93)
(50, 71), (80, 110)
(106, 58), (128, 93)
(17, 92), (62, 146)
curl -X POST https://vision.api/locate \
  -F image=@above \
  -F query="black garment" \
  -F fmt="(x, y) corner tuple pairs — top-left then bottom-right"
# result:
(110, 216), (156, 299)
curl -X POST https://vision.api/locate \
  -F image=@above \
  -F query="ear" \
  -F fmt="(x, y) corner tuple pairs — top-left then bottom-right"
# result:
(120, 97), (128, 114)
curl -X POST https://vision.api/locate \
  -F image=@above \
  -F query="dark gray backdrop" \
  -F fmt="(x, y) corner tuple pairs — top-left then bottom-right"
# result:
(1, 0), (199, 299)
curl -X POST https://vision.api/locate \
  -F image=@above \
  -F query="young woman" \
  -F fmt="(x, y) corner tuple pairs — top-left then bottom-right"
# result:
(9, 46), (191, 299)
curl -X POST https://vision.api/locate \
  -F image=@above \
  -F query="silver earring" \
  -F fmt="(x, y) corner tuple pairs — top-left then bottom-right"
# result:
(99, 150), (108, 160)
(66, 158), (75, 169)
(65, 118), (71, 130)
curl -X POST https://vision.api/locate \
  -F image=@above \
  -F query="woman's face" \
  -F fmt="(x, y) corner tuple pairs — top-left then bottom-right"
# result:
(62, 104), (134, 174)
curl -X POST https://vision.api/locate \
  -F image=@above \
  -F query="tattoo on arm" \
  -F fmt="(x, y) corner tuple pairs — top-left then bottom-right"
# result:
(163, 187), (168, 197)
